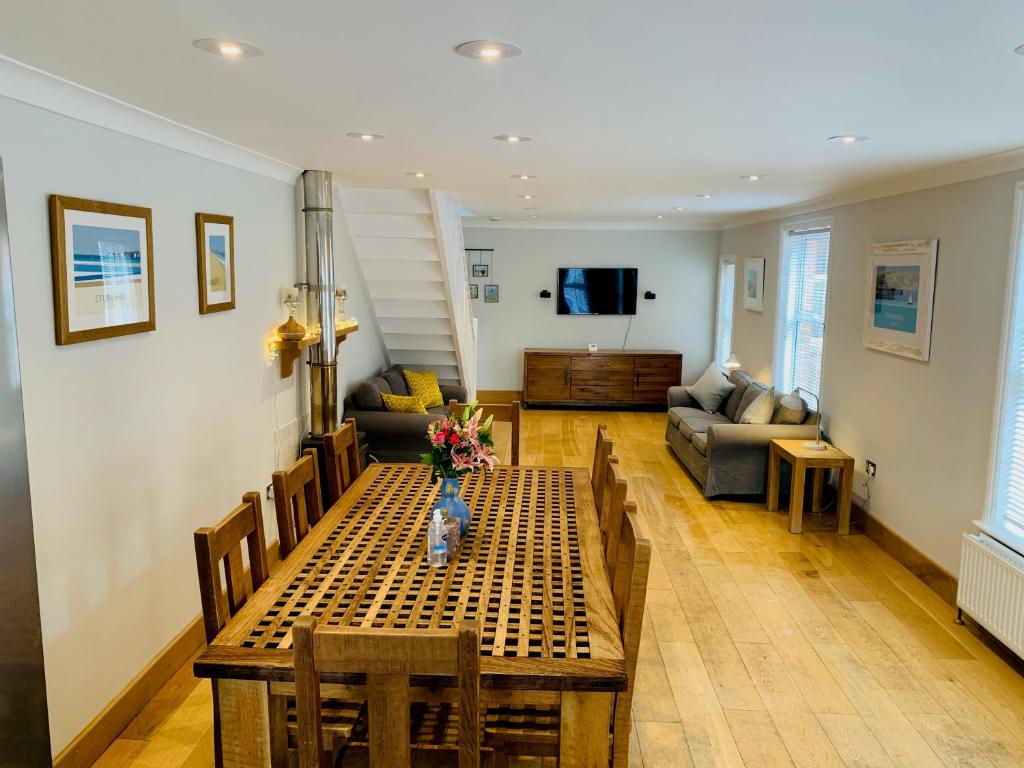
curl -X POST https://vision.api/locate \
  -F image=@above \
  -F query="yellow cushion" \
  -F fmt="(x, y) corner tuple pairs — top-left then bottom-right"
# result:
(402, 369), (444, 410)
(381, 393), (427, 414)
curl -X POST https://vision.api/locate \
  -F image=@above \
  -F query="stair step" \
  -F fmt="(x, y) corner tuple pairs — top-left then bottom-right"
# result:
(341, 188), (431, 215)
(354, 238), (439, 262)
(348, 213), (435, 239)
(389, 350), (458, 368)
(375, 299), (450, 319)
(378, 317), (453, 335)
(367, 280), (447, 301)
(360, 259), (442, 282)
(384, 333), (455, 352)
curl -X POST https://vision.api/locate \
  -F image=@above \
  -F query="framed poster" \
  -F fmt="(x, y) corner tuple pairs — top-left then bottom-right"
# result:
(469, 283), (479, 299)
(195, 213), (235, 313)
(484, 284), (499, 303)
(472, 264), (489, 278)
(743, 257), (764, 311)
(49, 195), (155, 345)
(863, 239), (938, 361)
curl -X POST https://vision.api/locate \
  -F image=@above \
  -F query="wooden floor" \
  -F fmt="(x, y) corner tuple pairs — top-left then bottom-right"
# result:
(93, 409), (1024, 767)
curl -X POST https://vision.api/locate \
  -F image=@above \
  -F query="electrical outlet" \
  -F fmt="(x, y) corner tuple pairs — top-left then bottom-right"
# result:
(865, 460), (877, 477)
(266, 483), (274, 500)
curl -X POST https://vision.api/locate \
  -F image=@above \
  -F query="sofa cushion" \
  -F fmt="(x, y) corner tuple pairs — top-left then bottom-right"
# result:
(723, 371), (750, 422)
(685, 363), (736, 412)
(740, 386), (776, 424)
(381, 393), (427, 414)
(402, 368), (444, 409)
(383, 366), (410, 397)
(678, 410), (731, 440)
(355, 378), (389, 410)
(691, 432), (708, 456)
(773, 388), (808, 425)
(667, 406), (689, 428)
(734, 381), (767, 423)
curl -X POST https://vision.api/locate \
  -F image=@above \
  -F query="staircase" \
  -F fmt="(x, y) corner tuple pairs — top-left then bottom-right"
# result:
(339, 188), (476, 398)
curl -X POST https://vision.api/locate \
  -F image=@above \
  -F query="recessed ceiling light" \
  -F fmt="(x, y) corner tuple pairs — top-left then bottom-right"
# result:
(529, 215), (538, 219)
(828, 135), (868, 144)
(523, 206), (539, 210)
(696, 194), (712, 199)
(512, 174), (537, 180)
(406, 171), (431, 178)
(455, 41), (523, 61)
(518, 194), (536, 200)
(656, 215), (664, 219)
(741, 175), (761, 181)
(489, 216), (502, 222)
(193, 38), (263, 59)
(346, 132), (387, 141)
(673, 207), (684, 212)
(494, 134), (531, 143)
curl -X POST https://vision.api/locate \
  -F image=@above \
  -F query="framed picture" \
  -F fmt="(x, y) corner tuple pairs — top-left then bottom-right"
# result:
(863, 239), (938, 361)
(469, 283), (479, 299)
(484, 284), (499, 303)
(195, 213), (235, 313)
(49, 195), (155, 345)
(743, 257), (765, 311)
(472, 264), (489, 278)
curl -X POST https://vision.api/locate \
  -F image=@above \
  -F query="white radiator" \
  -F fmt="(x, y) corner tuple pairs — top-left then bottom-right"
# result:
(957, 533), (1024, 660)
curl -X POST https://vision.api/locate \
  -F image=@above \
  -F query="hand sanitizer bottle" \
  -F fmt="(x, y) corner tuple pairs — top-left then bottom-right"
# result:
(427, 509), (448, 567)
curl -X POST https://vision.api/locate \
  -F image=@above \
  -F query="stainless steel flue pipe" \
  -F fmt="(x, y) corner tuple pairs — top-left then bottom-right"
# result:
(302, 170), (337, 436)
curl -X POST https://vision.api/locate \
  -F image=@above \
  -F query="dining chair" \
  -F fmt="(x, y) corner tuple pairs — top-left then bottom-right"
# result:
(273, 448), (325, 558)
(448, 400), (520, 465)
(592, 425), (614, 501)
(601, 461), (629, 572)
(323, 418), (362, 507)
(484, 508), (651, 768)
(293, 617), (484, 768)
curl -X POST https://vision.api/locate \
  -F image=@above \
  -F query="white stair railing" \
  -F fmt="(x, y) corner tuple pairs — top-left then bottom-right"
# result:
(430, 190), (477, 400)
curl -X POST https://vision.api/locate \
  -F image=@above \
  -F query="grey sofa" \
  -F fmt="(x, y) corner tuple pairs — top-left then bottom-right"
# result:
(343, 365), (467, 463)
(665, 369), (817, 497)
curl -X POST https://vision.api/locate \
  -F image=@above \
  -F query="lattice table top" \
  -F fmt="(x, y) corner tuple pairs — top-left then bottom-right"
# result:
(198, 464), (625, 691)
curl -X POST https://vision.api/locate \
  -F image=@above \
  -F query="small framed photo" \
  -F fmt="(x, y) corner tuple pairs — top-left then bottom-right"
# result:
(469, 283), (479, 299)
(484, 284), (499, 303)
(863, 239), (938, 361)
(743, 257), (765, 312)
(196, 213), (235, 313)
(472, 264), (489, 278)
(49, 195), (155, 345)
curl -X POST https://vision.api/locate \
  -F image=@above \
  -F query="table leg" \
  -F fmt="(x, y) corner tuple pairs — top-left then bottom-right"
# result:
(838, 459), (854, 535)
(789, 460), (806, 534)
(767, 448), (781, 512)
(216, 678), (276, 768)
(812, 469), (825, 514)
(560, 691), (613, 767)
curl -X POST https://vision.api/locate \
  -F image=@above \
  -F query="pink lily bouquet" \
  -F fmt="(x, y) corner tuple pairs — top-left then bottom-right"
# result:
(421, 402), (498, 479)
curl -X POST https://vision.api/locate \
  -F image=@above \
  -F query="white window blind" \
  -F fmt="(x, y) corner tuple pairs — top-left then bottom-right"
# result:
(986, 188), (1024, 554)
(715, 257), (736, 369)
(775, 225), (831, 395)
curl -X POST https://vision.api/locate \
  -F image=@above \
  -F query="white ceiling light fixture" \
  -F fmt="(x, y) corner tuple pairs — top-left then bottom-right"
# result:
(518, 194), (536, 200)
(346, 132), (387, 141)
(489, 216), (503, 222)
(455, 41), (523, 61)
(512, 174), (537, 180)
(696, 194), (712, 199)
(656, 215), (664, 219)
(523, 206), (539, 210)
(406, 171), (431, 178)
(741, 175), (761, 181)
(494, 134), (531, 143)
(828, 135), (869, 144)
(673, 207), (684, 212)
(193, 38), (263, 59)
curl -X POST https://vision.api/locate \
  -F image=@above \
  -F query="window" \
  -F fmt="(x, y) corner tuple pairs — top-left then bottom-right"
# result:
(774, 222), (832, 395)
(715, 257), (736, 369)
(985, 183), (1024, 554)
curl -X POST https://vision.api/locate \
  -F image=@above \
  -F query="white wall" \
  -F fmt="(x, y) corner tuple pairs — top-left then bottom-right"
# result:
(462, 227), (720, 390)
(721, 170), (1024, 576)
(0, 94), (385, 754)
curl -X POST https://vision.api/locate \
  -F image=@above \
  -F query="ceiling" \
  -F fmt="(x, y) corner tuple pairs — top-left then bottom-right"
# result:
(2, 0), (1023, 227)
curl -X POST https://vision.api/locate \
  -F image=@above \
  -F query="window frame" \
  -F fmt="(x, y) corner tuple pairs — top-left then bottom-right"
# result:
(980, 181), (1024, 555)
(714, 255), (737, 371)
(772, 216), (834, 396)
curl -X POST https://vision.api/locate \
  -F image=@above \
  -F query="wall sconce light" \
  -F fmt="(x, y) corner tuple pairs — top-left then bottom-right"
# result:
(539, 289), (551, 298)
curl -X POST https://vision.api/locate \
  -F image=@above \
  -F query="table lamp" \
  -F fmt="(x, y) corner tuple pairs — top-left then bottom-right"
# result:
(794, 387), (826, 451)
(724, 354), (742, 373)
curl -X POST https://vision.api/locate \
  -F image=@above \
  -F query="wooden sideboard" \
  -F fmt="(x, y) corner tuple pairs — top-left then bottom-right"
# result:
(522, 348), (682, 407)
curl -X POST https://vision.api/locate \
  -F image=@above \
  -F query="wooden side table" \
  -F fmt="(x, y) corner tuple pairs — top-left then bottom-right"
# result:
(767, 438), (855, 535)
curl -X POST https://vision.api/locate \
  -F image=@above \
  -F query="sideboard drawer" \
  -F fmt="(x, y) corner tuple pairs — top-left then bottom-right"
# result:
(572, 355), (634, 372)
(527, 354), (572, 370)
(572, 370), (632, 387)
(572, 384), (633, 402)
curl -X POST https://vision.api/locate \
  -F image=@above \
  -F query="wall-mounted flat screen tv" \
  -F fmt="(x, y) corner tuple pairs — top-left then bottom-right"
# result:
(557, 268), (638, 315)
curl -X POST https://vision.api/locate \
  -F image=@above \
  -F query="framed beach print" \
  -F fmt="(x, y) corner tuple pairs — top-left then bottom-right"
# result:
(49, 195), (155, 345)
(863, 239), (938, 361)
(743, 257), (764, 311)
(469, 283), (479, 299)
(472, 263), (489, 278)
(195, 213), (235, 313)
(484, 284), (499, 303)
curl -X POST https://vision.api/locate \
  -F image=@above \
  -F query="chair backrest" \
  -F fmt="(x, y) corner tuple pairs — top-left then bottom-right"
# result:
(601, 461), (628, 570)
(293, 618), (481, 768)
(448, 400), (520, 465)
(194, 492), (270, 643)
(272, 449), (324, 558)
(592, 426), (614, 500)
(612, 505), (651, 693)
(323, 418), (361, 507)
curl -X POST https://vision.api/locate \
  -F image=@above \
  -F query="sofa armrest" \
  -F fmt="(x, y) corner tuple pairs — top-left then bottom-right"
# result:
(348, 409), (437, 439)
(667, 386), (693, 408)
(440, 383), (468, 404)
(706, 423), (817, 455)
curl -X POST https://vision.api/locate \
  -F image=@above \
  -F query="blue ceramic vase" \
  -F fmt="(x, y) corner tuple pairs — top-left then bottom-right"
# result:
(432, 476), (471, 535)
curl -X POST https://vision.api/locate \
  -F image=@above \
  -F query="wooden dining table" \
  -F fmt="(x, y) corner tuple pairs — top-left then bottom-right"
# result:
(194, 463), (627, 767)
